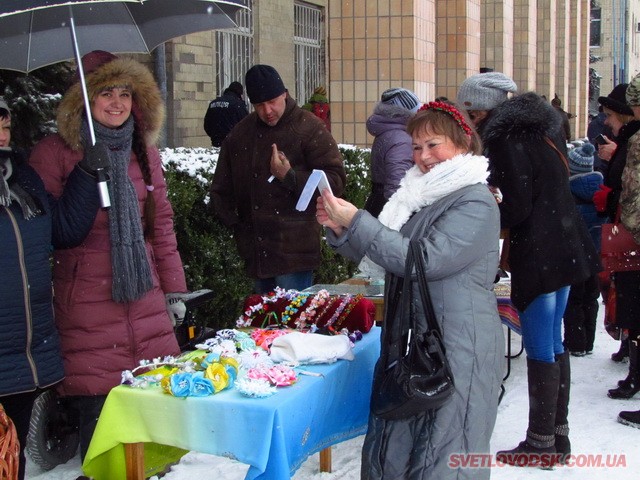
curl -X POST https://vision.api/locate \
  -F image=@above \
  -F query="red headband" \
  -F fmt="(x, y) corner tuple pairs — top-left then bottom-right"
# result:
(418, 101), (473, 136)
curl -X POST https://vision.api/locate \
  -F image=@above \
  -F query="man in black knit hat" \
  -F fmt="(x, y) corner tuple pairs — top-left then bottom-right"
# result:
(209, 65), (346, 293)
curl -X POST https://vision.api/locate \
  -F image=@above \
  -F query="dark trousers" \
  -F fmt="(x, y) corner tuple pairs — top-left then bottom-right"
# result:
(1, 390), (38, 480)
(563, 274), (600, 352)
(65, 395), (107, 462)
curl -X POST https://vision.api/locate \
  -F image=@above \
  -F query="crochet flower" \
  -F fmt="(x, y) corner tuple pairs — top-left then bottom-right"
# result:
(166, 372), (193, 397)
(190, 372), (215, 397)
(205, 363), (231, 393)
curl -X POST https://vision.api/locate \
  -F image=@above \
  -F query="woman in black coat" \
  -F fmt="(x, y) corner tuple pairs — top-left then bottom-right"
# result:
(481, 92), (599, 465)
(0, 100), (100, 480)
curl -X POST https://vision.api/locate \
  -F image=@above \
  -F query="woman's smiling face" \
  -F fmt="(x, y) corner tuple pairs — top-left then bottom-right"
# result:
(91, 87), (133, 129)
(412, 128), (468, 174)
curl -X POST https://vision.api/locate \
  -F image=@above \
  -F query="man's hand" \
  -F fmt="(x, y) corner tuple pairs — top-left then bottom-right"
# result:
(270, 143), (291, 181)
(597, 136), (616, 162)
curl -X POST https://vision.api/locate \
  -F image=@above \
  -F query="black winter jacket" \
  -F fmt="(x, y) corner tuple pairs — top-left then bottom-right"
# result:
(483, 92), (601, 311)
(0, 152), (99, 396)
(203, 90), (249, 147)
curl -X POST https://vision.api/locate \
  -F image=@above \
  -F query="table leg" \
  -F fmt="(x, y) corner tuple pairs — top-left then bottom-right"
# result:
(124, 442), (145, 480)
(319, 447), (332, 473)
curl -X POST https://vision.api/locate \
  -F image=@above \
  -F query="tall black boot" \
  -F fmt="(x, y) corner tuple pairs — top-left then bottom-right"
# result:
(554, 352), (571, 463)
(609, 337), (640, 399)
(611, 339), (629, 362)
(496, 358), (561, 468)
(618, 409), (640, 428)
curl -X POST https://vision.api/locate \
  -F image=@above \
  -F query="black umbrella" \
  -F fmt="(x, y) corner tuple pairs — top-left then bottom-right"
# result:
(0, 0), (247, 206)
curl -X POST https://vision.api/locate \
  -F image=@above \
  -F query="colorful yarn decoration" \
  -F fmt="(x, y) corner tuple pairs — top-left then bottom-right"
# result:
(419, 101), (473, 136)
(324, 294), (352, 331)
(335, 294), (364, 330)
(281, 292), (311, 325)
(295, 289), (330, 330)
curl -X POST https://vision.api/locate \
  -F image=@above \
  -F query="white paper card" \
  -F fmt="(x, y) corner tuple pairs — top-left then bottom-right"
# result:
(295, 169), (333, 211)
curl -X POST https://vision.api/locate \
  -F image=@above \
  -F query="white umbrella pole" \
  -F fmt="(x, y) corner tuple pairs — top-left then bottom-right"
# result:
(69, 6), (110, 209)
(69, 7), (96, 146)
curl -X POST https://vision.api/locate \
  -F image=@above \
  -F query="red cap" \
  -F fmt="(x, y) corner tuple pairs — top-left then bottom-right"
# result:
(74, 50), (118, 81)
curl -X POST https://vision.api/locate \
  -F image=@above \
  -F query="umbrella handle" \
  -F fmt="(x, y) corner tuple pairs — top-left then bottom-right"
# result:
(69, 7), (111, 209)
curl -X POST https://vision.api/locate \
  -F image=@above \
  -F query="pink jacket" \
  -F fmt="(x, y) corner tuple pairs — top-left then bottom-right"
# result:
(30, 135), (186, 396)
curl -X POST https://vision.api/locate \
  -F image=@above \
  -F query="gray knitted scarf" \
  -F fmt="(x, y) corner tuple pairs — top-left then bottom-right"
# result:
(0, 149), (40, 219)
(82, 118), (153, 303)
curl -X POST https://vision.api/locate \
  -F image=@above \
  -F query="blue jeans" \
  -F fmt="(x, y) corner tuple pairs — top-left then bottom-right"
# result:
(254, 270), (314, 294)
(518, 286), (570, 363)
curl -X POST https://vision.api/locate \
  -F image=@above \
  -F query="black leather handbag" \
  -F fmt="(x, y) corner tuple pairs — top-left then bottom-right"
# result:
(370, 240), (455, 420)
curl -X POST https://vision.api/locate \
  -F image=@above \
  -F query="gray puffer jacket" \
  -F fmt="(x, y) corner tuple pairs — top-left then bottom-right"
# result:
(327, 184), (503, 480)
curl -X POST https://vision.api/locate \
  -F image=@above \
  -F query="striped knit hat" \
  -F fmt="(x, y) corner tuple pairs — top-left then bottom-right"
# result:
(380, 88), (421, 113)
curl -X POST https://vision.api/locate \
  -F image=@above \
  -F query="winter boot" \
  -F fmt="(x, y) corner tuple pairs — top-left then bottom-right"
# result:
(496, 358), (561, 468)
(611, 339), (629, 362)
(608, 337), (640, 399)
(554, 352), (571, 464)
(618, 409), (640, 428)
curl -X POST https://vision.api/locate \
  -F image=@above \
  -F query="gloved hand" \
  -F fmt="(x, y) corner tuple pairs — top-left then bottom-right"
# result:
(593, 184), (613, 213)
(78, 143), (110, 177)
(165, 293), (187, 327)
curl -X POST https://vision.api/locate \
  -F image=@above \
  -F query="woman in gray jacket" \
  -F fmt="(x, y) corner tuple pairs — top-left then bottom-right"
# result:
(317, 101), (503, 480)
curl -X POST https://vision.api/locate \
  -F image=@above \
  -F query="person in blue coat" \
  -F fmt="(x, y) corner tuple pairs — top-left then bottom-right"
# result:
(563, 142), (606, 355)
(0, 99), (102, 480)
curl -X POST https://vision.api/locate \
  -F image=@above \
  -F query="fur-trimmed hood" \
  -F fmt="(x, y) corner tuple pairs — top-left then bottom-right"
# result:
(483, 92), (563, 145)
(56, 57), (165, 151)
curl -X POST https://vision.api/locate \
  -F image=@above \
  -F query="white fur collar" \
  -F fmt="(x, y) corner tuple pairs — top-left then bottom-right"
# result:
(359, 153), (490, 279)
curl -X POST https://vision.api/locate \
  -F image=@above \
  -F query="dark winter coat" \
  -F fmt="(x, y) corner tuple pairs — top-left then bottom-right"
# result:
(29, 57), (186, 396)
(569, 171), (606, 252)
(327, 184), (503, 480)
(483, 92), (601, 311)
(602, 120), (640, 220)
(367, 103), (414, 200)
(209, 95), (346, 279)
(203, 89), (249, 147)
(0, 152), (99, 397)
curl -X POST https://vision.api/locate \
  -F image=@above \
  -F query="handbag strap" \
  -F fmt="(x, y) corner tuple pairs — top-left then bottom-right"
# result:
(410, 240), (443, 336)
(385, 239), (442, 363)
(544, 136), (570, 174)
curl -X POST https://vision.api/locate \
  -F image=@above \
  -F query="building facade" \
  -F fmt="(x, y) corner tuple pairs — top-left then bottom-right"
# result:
(159, 0), (600, 148)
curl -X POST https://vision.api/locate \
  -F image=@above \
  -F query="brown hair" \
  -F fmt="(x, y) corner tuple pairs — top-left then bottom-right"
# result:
(132, 123), (156, 239)
(407, 103), (482, 155)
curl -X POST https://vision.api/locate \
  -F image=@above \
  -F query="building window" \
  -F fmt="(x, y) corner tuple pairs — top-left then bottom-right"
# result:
(216, 0), (254, 95)
(294, 1), (325, 105)
(590, 7), (601, 47)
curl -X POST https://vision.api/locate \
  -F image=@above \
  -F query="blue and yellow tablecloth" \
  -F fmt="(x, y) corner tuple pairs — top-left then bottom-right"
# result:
(83, 327), (381, 479)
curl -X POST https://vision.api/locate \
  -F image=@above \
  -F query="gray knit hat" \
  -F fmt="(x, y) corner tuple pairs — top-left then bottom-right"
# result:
(0, 98), (9, 114)
(627, 73), (640, 107)
(380, 88), (421, 113)
(568, 142), (595, 175)
(457, 72), (518, 111)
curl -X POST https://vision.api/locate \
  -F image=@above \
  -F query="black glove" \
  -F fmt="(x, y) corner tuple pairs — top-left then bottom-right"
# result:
(78, 143), (110, 177)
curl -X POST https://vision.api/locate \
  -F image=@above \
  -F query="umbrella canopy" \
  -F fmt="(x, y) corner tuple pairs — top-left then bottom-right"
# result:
(0, 0), (247, 73)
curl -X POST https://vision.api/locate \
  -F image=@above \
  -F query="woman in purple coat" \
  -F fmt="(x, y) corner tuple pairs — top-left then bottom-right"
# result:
(363, 88), (421, 218)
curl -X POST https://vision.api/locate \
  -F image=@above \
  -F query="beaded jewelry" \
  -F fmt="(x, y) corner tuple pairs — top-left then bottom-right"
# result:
(295, 289), (330, 330)
(324, 294), (352, 332)
(236, 287), (298, 327)
(281, 291), (311, 325)
(334, 294), (363, 330)
(418, 101), (473, 136)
